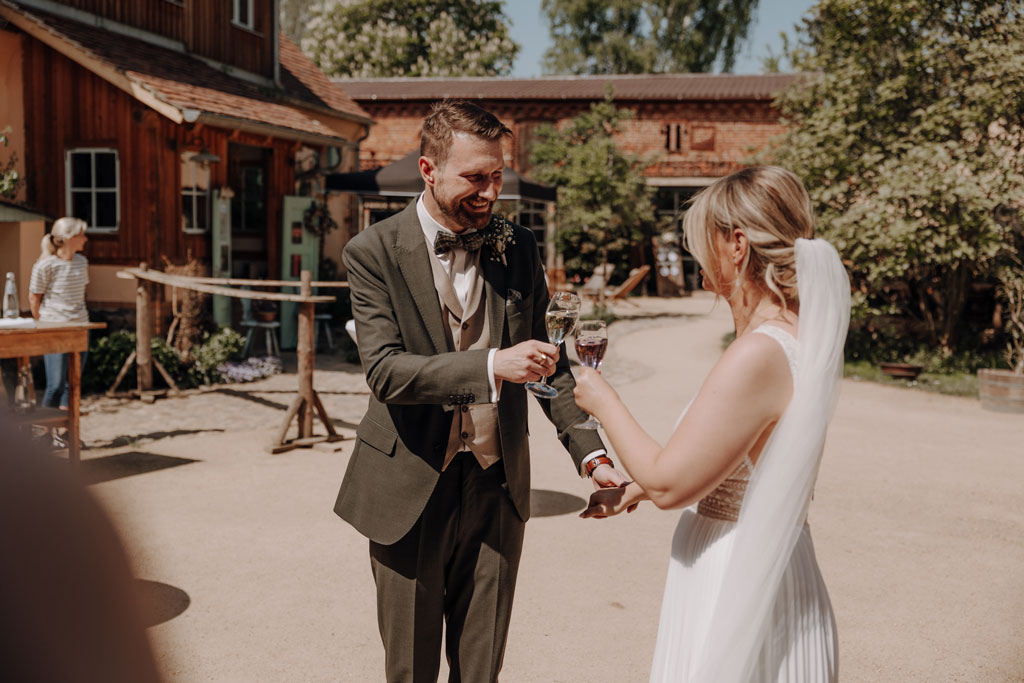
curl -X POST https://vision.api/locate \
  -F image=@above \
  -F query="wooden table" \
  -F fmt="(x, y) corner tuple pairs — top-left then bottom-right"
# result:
(0, 321), (106, 466)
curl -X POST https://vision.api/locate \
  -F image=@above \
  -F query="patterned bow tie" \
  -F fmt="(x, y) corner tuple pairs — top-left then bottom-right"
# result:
(433, 229), (485, 256)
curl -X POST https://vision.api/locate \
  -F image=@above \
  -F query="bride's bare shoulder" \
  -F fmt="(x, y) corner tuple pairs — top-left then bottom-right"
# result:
(709, 330), (794, 393)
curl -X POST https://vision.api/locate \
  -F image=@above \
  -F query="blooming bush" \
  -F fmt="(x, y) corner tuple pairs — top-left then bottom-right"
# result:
(216, 356), (283, 383)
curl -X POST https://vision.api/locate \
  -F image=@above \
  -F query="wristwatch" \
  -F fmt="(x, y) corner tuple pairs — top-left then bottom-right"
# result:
(584, 455), (614, 478)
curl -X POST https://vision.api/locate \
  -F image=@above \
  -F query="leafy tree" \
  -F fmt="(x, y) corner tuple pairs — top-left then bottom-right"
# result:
(529, 91), (659, 285)
(541, 0), (759, 74)
(280, 0), (318, 45)
(302, 0), (520, 78)
(769, 0), (1024, 354)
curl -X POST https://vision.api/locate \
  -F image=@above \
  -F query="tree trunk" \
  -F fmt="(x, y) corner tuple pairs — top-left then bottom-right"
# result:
(939, 261), (971, 353)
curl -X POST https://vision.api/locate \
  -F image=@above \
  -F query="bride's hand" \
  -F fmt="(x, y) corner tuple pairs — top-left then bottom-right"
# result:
(580, 481), (647, 519)
(573, 366), (618, 419)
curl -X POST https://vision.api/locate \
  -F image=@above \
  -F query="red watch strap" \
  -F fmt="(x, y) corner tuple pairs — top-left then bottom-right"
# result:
(585, 455), (614, 477)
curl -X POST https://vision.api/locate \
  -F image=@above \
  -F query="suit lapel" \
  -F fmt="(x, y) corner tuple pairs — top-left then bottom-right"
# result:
(395, 203), (449, 354)
(482, 251), (507, 349)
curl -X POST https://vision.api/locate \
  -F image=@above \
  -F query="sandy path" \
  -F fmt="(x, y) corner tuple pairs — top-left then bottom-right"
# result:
(80, 294), (1023, 682)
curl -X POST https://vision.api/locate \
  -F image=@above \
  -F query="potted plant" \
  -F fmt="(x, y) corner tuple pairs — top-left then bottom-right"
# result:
(253, 300), (278, 323)
(978, 266), (1024, 413)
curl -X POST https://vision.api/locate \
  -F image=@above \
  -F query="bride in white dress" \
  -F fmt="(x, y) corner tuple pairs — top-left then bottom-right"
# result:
(574, 166), (849, 682)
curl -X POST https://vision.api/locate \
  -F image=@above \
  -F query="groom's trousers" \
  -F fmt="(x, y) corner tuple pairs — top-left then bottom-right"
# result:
(369, 452), (525, 683)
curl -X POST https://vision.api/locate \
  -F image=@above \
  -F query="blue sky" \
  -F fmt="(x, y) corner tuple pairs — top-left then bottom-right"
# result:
(505, 0), (818, 76)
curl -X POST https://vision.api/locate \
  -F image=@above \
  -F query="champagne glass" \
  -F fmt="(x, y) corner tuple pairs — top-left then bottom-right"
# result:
(525, 291), (581, 399)
(574, 319), (608, 429)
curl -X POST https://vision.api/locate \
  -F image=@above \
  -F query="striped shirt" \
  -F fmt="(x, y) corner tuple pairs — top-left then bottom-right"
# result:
(30, 253), (89, 322)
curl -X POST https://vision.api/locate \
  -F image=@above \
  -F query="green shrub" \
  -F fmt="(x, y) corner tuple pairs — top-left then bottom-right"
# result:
(83, 330), (136, 393)
(83, 331), (194, 392)
(188, 326), (245, 385)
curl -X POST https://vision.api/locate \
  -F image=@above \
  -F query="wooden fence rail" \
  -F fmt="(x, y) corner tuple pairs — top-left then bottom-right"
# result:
(116, 263), (346, 453)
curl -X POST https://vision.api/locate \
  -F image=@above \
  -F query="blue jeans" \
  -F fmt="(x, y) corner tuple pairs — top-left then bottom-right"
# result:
(42, 350), (88, 409)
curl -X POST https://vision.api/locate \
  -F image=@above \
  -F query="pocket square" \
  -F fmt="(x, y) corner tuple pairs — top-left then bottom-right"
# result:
(506, 289), (523, 304)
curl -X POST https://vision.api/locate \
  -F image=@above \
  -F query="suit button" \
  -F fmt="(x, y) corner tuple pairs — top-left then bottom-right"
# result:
(461, 405), (468, 413)
(461, 431), (469, 439)
(468, 393), (475, 402)
(461, 322), (469, 330)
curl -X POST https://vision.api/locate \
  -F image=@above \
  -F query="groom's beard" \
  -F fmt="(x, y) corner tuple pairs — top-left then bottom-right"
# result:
(430, 182), (493, 232)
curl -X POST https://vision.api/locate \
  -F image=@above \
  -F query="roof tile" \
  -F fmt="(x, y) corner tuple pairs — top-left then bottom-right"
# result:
(10, 4), (371, 141)
(333, 74), (801, 102)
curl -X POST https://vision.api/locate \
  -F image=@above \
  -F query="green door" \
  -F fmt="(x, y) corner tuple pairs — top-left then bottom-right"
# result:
(212, 189), (233, 326)
(280, 196), (318, 349)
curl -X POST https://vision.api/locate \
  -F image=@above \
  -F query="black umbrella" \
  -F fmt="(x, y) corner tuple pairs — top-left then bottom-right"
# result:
(326, 149), (556, 202)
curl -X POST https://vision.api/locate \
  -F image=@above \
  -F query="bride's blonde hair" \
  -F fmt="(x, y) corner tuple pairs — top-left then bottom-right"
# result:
(683, 166), (815, 308)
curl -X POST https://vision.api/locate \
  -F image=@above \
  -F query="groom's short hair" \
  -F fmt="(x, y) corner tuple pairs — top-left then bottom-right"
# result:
(421, 99), (511, 168)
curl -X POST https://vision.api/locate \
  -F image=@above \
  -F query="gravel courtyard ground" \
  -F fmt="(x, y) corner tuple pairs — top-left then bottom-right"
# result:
(76, 293), (1024, 682)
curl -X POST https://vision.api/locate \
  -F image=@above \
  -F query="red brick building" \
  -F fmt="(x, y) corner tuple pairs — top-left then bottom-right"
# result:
(333, 74), (797, 291)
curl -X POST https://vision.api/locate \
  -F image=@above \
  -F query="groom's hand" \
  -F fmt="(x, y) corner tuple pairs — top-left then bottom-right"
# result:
(590, 463), (629, 489)
(494, 340), (560, 384)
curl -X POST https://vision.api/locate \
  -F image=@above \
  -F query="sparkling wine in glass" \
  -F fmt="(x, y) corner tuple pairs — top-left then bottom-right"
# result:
(574, 319), (608, 429)
(525, 292), (581, 399)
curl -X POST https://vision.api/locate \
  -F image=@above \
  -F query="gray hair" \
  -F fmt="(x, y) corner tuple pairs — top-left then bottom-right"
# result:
(40, 216), (88, 257)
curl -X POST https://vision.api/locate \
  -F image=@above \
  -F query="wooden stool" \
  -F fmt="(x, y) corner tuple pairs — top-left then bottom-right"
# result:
(241, 320), (281, 357)
(314, 313), (334, 351)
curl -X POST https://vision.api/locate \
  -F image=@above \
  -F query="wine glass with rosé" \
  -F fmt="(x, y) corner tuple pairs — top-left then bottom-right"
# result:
(525, 291), (581, 399)
(574, 319), (608, 429)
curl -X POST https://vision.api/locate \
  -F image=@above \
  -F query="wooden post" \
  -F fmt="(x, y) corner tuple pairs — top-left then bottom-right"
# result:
(136, 263), (153, 394)
(68, 350), (81, 467)
(297, 269), (314, 438)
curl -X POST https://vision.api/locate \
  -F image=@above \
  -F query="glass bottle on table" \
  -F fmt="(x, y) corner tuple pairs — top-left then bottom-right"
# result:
(3, 272), (19, 318)
(525, 291), (581, 399)
(574, 319), (608, 429)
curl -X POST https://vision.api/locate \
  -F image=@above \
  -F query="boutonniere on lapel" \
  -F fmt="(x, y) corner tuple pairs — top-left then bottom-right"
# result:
(483, 214), (516, 266)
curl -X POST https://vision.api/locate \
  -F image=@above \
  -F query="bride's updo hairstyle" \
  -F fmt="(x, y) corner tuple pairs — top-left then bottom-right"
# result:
(683, 166), (815, 308)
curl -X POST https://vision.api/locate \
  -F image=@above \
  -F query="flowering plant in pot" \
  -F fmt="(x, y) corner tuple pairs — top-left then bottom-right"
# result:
(253, 300), (278, 323)
(978, 265), (1024, 412)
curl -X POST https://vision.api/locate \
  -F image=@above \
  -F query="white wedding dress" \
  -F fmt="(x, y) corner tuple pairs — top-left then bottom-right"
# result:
(649, 325), (838, 682)
(648, 239), (850, 682)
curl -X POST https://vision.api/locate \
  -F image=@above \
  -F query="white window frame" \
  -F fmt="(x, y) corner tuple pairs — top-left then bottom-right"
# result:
(181, 153), (211, 234)
(232, 0), (255, 30)
(65, 147), (120, 233)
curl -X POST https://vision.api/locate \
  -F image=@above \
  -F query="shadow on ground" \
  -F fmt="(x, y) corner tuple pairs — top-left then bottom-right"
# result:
(134, 579), (191, 627)
(530, 489), (587, 517)
(215, 387), (360, 430)
(89, 428), (225, 450)
(82, 451), (199, 485)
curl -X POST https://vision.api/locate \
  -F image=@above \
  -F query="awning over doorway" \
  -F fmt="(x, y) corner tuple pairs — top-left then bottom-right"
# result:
(0, 200), (49, 222)
(325, 150), (557, 202)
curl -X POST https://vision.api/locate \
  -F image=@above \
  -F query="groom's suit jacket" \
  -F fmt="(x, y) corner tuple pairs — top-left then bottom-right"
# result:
(335, 203), (604, 545)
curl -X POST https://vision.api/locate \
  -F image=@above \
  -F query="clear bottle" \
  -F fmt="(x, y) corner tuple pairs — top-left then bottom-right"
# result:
(14, 363), (33, 413)
(3, 272), (19, 318)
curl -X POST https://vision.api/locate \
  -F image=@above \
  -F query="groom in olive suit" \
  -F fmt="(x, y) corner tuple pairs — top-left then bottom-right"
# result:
(334, 100), (626, 683)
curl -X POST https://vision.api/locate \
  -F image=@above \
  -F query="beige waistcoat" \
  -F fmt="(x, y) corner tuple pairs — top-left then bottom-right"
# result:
(426, 249), (502, 470)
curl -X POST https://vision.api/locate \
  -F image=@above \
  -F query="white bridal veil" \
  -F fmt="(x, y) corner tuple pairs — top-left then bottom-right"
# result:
(693, 238), (851, 682)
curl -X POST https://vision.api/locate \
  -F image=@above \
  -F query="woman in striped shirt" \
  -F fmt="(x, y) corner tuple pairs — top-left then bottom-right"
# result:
(30, 217), (90, 409)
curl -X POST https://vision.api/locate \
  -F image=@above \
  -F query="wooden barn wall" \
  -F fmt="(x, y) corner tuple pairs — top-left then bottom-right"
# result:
(44, 0), (184, 42)
(31, 0), (273, 79)
(21, 37), (303, 278)
(183, 0), (274, 79)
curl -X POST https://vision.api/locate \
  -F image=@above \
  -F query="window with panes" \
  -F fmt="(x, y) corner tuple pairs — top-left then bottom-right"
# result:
(65, 148), (119, 232)
(181, 153), (211, 232)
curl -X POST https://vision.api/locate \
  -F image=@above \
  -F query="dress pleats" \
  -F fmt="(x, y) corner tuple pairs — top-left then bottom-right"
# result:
(649, 511), (838, 682)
